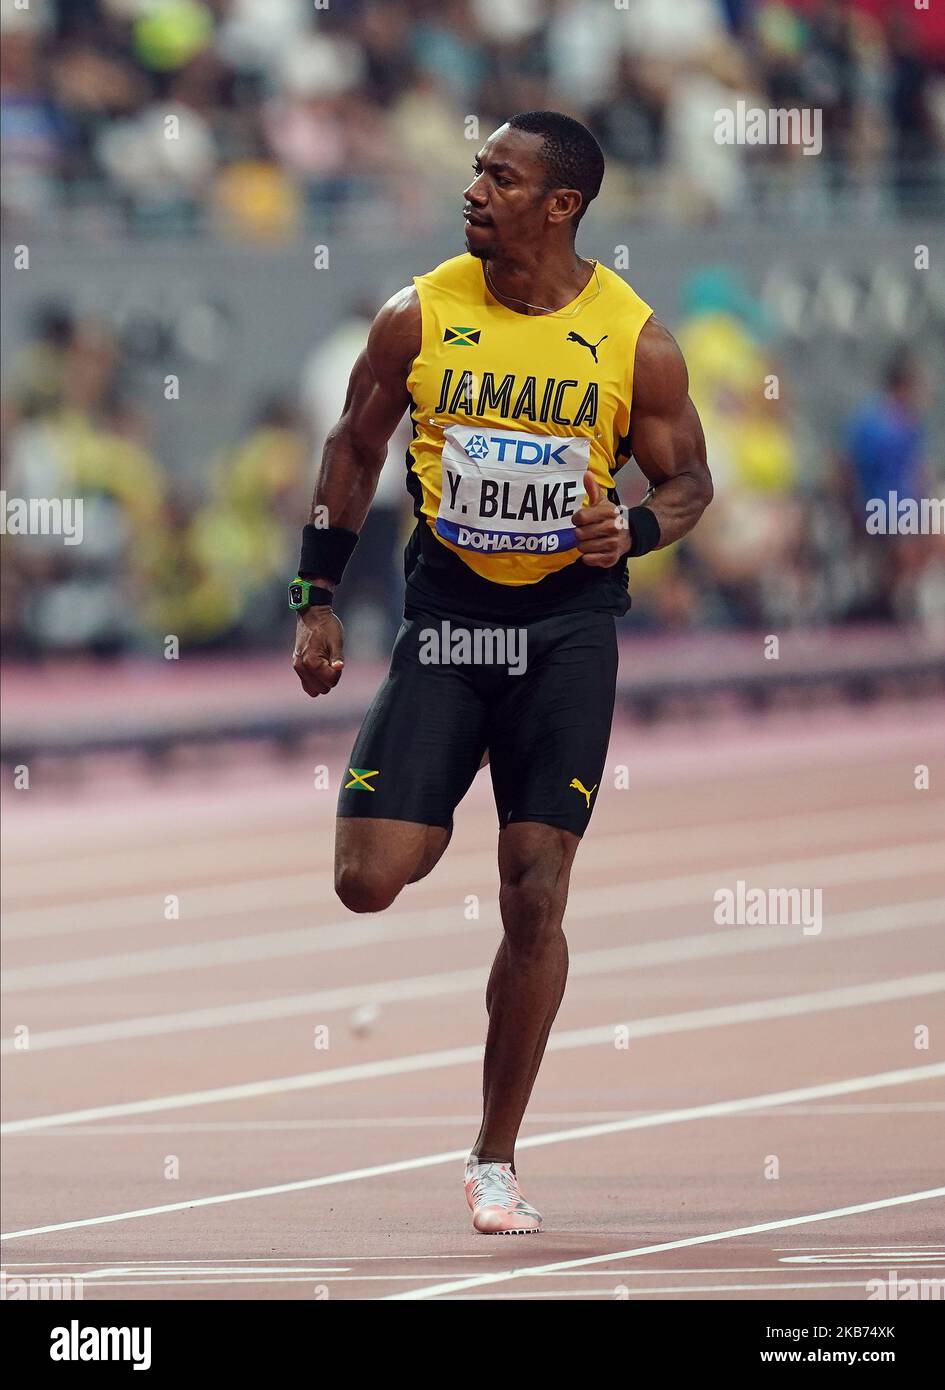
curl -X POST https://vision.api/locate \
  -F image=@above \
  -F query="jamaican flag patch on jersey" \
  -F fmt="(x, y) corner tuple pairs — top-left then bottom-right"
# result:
(443, 326), (481, 347)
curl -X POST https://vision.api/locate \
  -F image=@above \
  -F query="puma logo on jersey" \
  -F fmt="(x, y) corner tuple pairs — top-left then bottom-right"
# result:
(566, 331), (607, 363)
(569, 777), (598, 808)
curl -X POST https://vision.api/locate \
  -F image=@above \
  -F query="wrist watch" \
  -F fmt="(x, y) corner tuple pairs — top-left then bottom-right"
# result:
(288, 577), (333, 611)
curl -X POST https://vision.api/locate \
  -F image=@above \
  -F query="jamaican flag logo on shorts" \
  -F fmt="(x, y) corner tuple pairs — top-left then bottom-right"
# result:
(345, 767), (379, 792)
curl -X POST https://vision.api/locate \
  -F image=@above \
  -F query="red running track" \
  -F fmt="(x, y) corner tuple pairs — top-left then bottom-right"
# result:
(1, 699), (943, 1300)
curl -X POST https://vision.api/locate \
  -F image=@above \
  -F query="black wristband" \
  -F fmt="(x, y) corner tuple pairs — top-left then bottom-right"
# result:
(299, 524), (359, 585)
(303, 586), (334, 609)
(626, 505), (661, 557)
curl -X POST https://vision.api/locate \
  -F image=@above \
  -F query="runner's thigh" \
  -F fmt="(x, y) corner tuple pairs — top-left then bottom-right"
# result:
(487, 610), (618, 837)
(337, 614), (489, 829)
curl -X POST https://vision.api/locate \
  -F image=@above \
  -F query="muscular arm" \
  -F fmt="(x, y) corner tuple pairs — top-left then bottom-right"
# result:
(573, 317), (711, 568)
(625, 317), (712, 547)
(301, 285), (420, 588)
(293, 286), (418, 697)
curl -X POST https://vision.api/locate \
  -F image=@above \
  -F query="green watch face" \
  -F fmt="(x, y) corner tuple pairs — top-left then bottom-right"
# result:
(288, 579), (308, 610)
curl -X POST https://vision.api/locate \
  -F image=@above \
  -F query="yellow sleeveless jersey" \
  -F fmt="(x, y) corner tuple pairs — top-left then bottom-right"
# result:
(406, 253), (653, 588)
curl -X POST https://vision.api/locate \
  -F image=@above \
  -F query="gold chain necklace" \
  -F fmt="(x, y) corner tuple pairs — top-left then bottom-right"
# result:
(484, 260), (602, 317)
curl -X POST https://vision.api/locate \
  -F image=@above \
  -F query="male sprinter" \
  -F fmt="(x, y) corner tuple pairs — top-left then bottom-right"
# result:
(290, 112), (712, 1234)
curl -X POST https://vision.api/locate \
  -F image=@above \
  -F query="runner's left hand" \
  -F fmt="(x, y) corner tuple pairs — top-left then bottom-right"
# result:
(573, 472), (630, 568)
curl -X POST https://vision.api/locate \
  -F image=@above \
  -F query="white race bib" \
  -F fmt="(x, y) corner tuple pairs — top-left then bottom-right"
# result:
(435, 425), (590, 555)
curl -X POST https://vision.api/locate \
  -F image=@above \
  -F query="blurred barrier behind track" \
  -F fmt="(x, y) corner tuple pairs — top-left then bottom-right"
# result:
(2, 0), (944, 761)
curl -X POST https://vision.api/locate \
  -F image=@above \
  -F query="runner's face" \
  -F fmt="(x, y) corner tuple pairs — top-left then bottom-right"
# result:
(463, 127), (558, 260)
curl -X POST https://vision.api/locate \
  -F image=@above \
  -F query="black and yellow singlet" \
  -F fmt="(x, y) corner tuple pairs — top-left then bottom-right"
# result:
(402, 252), (653, 621)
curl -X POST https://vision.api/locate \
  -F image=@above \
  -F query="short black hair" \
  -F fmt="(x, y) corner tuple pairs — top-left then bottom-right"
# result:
(508, 110), (604, 228)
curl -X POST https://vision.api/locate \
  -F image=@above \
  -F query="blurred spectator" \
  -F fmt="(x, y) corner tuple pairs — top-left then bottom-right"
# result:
(146, 396), (310, 647)
(95, 98), (217, 229)
(887, 12), (942, 215)
(358, 1), (417, 108)
(838, 354), (943, 630)
(411, 0), (489, 112)
(1, 22), (73, 223)
(844, 353), (928, 512)
(210, 156), (301, 242)
(673, 269), (801, 626)
(5, 303), (76, 420)
(3, 383), (166, 656)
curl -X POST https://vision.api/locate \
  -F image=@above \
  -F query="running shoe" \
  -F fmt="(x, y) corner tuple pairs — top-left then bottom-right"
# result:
(464, 1156), (543, 1234)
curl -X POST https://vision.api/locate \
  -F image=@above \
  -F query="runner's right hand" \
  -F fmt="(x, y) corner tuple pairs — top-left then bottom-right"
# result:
(293, 608), (345, 698)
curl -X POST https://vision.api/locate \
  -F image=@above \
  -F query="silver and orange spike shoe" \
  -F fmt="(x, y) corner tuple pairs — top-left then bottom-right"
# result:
(464, 1156), (543, 1235)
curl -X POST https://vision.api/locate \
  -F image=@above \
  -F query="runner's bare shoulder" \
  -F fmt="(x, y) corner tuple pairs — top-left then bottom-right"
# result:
(368, 285), (422, 382)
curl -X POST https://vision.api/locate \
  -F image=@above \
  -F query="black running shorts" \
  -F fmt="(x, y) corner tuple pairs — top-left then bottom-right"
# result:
(337, 607), (618, 837)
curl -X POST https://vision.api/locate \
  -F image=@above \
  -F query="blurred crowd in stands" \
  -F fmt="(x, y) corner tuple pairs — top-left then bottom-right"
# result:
(2, 0), (943, 658)
(631, 273), (944, 639)
(3, 270), (942, 660)
(2, 0), (944, 236)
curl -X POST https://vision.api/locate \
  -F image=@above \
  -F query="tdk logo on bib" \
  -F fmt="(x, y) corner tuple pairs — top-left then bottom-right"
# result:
(462, 433), (573, 467)
(464, 434), (490, 460)
(438, 425), (591, 555)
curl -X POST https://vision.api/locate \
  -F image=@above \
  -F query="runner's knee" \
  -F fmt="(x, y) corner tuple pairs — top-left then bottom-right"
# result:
(499, 869), (566, 952)
(335, 860), (404, 914)
(498, 825), (577, 950)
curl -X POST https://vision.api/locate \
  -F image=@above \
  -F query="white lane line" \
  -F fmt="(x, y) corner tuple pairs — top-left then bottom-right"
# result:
(122, 1266), (353, 1275)
(13, 1117), (618, 1135)
(0, 1255), (494, 1265)
(4, 973), (942, 1135)
(7, 896), (941, 1054)
(4, 840), (942, 993)
(2, 1262), (933, 1275)
(386, 1188), (945, 1300)
(781, 1254), (943, 1265)
(5, 1276), (482, 1289)
(62, 1277), (898, 1297)
(0, 900), (459, 992)
(0, 1277), (891, 1293)
(1, 1115), (641, 1136)
(2, 1063), (942, 1241)
(13, 1266), (942, 1278)
(16, 1100), (944, 1138)
(4, 798), (941, 936)
(441, 1281), (887, 1299)
(744, 1103), (945, 1114)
